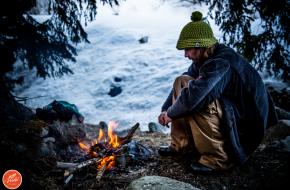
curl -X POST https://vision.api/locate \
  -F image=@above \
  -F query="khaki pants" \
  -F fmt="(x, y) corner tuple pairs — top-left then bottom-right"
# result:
(170, 75), (232, 170)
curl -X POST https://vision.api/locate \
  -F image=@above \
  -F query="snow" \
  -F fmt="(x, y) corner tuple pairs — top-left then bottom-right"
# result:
(14, 0), (287, 131)
(15, 0), (199, 131)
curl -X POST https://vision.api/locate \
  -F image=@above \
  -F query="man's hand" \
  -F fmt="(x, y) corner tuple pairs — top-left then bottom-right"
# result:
(158, 111), (172, 127)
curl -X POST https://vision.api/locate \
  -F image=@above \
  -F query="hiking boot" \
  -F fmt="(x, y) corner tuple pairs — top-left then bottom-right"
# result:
(158, 146), (178, 156)
(190, 162), (214, 174)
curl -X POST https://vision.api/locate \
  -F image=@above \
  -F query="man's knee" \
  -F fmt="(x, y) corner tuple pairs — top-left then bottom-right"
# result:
(173, 75), (193, 87)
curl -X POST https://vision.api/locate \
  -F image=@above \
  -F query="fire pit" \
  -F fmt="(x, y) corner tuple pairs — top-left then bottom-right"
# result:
(57, 121), (153, 185)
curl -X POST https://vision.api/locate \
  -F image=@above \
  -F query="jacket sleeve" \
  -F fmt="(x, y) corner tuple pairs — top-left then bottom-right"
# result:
(161, 90), (173, 112)
(161, 63), (199, 112)
(167, 59), (231, 118)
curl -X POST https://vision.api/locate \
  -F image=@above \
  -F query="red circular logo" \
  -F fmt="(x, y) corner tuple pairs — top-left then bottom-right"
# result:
(2, 170), (22, 189)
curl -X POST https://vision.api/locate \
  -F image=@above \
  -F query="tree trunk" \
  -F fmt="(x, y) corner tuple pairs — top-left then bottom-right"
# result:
(0, 83), (34, 123)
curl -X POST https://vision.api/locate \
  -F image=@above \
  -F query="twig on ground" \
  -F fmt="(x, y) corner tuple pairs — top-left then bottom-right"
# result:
(56, 162), (78, 169)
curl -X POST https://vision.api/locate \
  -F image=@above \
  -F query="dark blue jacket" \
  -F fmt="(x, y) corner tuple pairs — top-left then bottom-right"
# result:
(162, 44), (278, 163)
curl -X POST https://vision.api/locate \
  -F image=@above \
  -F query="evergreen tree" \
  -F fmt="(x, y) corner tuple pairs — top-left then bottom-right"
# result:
(185, 0), (289, 81)
(0, 0), (119, 120)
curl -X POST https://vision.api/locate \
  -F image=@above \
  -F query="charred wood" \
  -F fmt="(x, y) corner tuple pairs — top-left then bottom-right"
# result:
(119, 123), (140, 145)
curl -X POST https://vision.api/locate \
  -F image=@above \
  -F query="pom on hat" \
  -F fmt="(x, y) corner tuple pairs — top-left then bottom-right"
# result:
(191, 11), (203, 22)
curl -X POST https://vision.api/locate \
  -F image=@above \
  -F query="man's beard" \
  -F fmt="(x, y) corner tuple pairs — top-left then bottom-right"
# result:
(192, 59), (204, 68)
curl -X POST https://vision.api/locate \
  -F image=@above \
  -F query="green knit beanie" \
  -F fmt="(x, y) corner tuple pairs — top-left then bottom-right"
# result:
(176, 11), (217, 50)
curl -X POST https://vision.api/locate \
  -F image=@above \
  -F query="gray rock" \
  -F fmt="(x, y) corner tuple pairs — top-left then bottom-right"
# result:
(108, 84), (122, 97)
(275, 107), (290, 120)
(49, 121), (86, 146)
(114, 76), (122, 82)
(15, 143), (27, 154)
(280, 136), (290, 152)
(98, 121), (108, 131)
(43, 137), (56, 143)
(263, 120), (290, 144)
(262, 120), (290, 152)
(148, 122), (166, 134)
(267, 135), (290, 152)
(39, 140), (56, 157)
(69, 114), (84, 125)
(40, 126), (49, 137)
(138, 36), (149, 44)
(126, 175), (200, 190)
(148, 122), (170, 134)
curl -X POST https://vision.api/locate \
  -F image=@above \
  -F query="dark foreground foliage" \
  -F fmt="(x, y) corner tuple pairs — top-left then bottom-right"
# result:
(0, 0), (118, 91)
(0, 0), (118, 121)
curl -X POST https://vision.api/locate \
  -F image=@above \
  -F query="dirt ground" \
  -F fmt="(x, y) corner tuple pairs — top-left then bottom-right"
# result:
(64, 132), (290, 190)
(1, 123), (289, 190)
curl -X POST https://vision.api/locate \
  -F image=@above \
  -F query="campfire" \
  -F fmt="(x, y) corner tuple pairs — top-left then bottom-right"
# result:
(56, 121), (152, 185)
(78, 121), (120, 171)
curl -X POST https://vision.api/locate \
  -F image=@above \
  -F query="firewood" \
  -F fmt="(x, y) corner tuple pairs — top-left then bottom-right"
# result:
(61, 123), (140, 185)
(64, 174), (74, 185)
(89, 143), (113, 158)
(56, 162), (78, 169)
(96, 162), (108, 181)
(119, 123), (139, 145)
(64, 157), (102, 177)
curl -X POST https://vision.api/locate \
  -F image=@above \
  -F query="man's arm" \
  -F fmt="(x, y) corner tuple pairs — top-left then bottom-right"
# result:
(161, 90), (173, 112)
(167, 59), (231, 118)
(161, 63), (199, 112)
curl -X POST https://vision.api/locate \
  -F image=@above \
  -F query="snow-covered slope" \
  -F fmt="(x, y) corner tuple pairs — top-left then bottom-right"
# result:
(15, 0), (202, 130)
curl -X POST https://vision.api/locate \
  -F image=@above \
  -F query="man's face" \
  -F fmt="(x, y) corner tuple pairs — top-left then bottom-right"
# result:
(184, 48), (203, 63)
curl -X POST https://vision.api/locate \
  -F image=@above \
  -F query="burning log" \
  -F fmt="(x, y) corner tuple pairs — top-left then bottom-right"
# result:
(88, 122), (140, 158)
(89, 142), (113, 158)
(119, 123), (140, 145)
(96, 162), (108, 181)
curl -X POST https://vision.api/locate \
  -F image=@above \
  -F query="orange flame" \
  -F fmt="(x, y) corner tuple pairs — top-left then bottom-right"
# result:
(78, 120), (120, 171)
(97, 155), (115, 170)
(108, 121), (120, 148)
(78, 142), (90, 152)
(98, 129), (104, 142)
